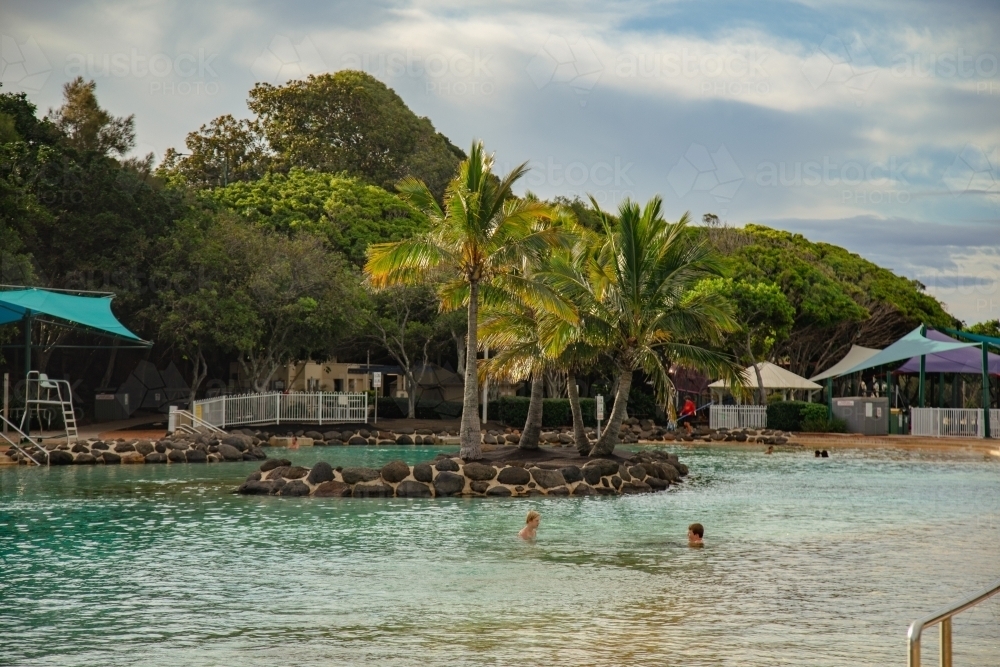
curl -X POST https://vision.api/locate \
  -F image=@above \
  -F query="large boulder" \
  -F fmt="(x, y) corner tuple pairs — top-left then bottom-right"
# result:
(584, 459), (620, 477)
(529, 468), (566, 489)
(47, 449), (74, 465)
(279, 480), (311, 496)
(412, 463), (433, 483)
(462, 462), (497, 481)
(144, 452), (167, 463)
(646, 476), (669, 490)
(307, 461), (334, 485)
(396, 480), (433, 498)
(274, 466), (309, 480)
(73, 453), (97, 465)
(185, 449), (208, 463)
(101, 452), (122, 465)
(114, 442), (135, 453)
(260, 458), (291, 472)
(497, 466), (531, 486)
(486, 485), (512, 497)
(353, 481), (393, 498)
(222, 435), (251, 451)
(348, 435), (368, 445)
(71, 443), (89, 453)
(135, 441), (154, 456)
(433, 471), (466, 496)
(238, 480), (277, 495)
(572, 483), (596, 496)
(217, 444), (244, 461)
(380, 460), (411, 484)
(469, 480), (491, 494)
(434, 458), (460, 472)
(313, 480), (352, 497)
(581, 466), (602, 486)
(341, 467), (380, 485)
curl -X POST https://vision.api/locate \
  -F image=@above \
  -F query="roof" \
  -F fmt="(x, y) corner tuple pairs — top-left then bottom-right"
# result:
(834, 326), (978, 377)
(895, 329), (1000, 375)
(810, 345), (882, 382)
(0, 288), (142, 341)
(708, 361), (822, 391)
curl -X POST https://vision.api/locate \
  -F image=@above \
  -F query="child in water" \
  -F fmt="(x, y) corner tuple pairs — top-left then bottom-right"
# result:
(519, 510), (540, 541)
(688, 523), (704, 547)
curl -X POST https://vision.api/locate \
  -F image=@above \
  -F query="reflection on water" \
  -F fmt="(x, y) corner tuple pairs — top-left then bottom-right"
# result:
(1, 446), (999, 666)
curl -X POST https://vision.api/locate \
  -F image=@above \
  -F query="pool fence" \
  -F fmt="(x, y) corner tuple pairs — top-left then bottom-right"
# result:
(709, 404), (768, 430)
(910, 407), (1000, 438)
(192, 391), (369, 429)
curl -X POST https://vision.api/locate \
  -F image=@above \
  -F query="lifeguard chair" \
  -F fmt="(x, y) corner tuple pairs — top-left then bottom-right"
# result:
(20, 371), (79, 442)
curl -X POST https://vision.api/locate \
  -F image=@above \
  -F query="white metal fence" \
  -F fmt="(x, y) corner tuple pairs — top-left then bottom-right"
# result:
(192, 392), (368, 428)
(910, 407), (999, 438)
(709, 404), (767, 430)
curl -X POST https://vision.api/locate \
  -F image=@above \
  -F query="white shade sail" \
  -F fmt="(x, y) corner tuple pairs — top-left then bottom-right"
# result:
(809, 345), (882, 382)
(708, 361), (822, 391)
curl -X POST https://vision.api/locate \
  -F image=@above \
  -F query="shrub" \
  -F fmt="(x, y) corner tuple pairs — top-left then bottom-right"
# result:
(767, 401), (810, 431)
(800, 403), (828, 424)
(828, 417), (848, 433)
(490, 396), (598, 427)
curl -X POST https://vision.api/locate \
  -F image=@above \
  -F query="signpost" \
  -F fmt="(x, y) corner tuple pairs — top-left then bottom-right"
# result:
(372, 372), (382, 425)
(596, 394), (604, 437)
(2, 373), (8, 433)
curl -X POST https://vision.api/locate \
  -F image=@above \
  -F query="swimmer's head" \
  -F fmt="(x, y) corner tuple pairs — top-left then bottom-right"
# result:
(525, 510), (540, 527)
(688, 522), (704, 539)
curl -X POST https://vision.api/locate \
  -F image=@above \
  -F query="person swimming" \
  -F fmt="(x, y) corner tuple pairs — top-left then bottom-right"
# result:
(688, 522), (704, 548)
(519, 510), (540, 541)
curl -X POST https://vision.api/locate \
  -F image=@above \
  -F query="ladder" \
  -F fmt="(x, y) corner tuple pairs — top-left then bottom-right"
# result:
(20, 372), (78, 443)
(1, 414), (48, 465)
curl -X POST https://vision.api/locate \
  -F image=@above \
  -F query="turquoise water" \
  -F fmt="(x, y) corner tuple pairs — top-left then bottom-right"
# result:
(2, 445), (999, 666)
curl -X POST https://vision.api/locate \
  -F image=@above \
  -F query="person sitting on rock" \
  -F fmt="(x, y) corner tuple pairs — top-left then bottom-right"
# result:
(688, 522), (704, 547)
(519, 510), (540, 541)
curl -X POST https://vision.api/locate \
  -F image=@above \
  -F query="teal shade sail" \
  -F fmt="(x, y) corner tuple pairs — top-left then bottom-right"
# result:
(834, 326), (977, 377)
(0, 288), (142, 341)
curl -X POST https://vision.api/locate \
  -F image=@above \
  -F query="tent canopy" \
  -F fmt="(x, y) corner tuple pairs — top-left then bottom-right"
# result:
(709, 361), (822, 391)
(834, 326), (978, 377)
(810, 345), (882, 382)
(0, 288), (142, 341)
(896, 329), (1000, 375)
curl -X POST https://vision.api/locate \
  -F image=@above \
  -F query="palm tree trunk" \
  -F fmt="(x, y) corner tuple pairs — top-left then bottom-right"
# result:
(591, 368), (632, 456)
(567, 370), (589, 454)
(519, 371), (544, 450)
(459, 280), (482, 460)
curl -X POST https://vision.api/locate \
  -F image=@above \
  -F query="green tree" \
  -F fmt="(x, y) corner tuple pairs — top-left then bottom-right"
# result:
(47, 77), (135, 157)
(968, 319), (1000, 338)
(691, 278), (794, 404)
(159, 114), (268, 188)
(209, 169), (428, 266)
(550, 197), (739, 456)
(248, 71), (464, 198)
(365, 141), (569, 460)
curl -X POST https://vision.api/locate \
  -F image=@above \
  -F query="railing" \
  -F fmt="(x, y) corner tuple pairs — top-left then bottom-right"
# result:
(168, 406), (225, 434)
(709, 404), (767, 430)
(907, 575), (1000, 666)
(192, 391), (368, 429)
(0, 414), (48, 466)
(910, 408), (995, 438)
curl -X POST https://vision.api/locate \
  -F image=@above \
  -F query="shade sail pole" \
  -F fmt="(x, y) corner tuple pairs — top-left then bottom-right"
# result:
(984, 343), (991, 439)
(826, 378), (833, 419)
(23, 311), (31, 437)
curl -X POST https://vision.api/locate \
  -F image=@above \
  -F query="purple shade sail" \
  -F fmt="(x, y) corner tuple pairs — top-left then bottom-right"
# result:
(895, 329), (1000, 375)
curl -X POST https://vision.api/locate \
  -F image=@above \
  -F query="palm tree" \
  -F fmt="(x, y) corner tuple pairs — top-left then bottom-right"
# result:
(548, 196), (739, 457)
(365, 141), (568, 459)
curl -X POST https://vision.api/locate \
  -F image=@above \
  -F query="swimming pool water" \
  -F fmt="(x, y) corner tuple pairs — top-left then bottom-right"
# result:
(2, 446), (999, 666)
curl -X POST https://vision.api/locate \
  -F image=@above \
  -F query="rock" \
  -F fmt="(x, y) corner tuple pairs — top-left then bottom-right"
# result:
(434, 458), (460, 472)
(238, 480), (277, 495)
(341, 467), (380, 484)
(313, 480), (352, 497)
(558, 465), (582, 484)
(47, 449), (74, 465)
(497, 466), (531, 485)
(114, 442), (135, 453)
(611, 475), (622, 489)
(167, 441), (189, 450)
(222, 435), (251, 451)
(348, 436), (368, 445)
(144, 452), (167, 463)
(323, 431), (342, 441)
(572, 483), (596, 496)
(167, 449), (186, 463)
(218, 444), (244, 461)
(185, 449), (208, 463)
(617, 464), (632, 482)
(276, 466), (309, 479)
(101, 452), (122, 464)
(646, 477), (669, 490)
(433, 471), (466, 496)
(584, 459), (620, 477)
(307, 461), (334, 484)
(395, 435), (414, 445)
(279, 480), (310, 496)
(413, 463), (433, 483)
(134, 441), (154, 456)
(529, 467), (566, 489)
(154, 441), (166, 453)
(547, 486), (570, 496)
(71, 443), (89, 453)
(470, 480), (491, 494)
(396, 480), (433, 498)
(395, 427), (414, 435)
(380, 460), (410, 484)
(73, 453), (97, 465)
(353, 481), (393, 498)
(486, 485), (512, 497)
(462, 462), (497, 481)
(91, 441), (109, 451)
(483, 434), (498, 445)
(582, 466), (602, 485)
(628, 465), (647, 479)
(305, 431), (324, 441)
(621, 481), (652, 494)
(260, 458), (291, 472)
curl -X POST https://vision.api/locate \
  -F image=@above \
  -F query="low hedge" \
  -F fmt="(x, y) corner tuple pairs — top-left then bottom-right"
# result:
(490, 396), (597, 427)
(767, 401), (811, 431)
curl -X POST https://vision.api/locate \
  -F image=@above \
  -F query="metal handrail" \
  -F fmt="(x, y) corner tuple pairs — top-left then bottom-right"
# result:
(0, 414), (49, 466)
(907, 576), (1000, 666)
(171, 408), (225, 434)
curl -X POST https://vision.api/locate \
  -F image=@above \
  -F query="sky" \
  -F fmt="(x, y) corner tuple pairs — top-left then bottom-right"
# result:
(1, 0), (997, 323)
